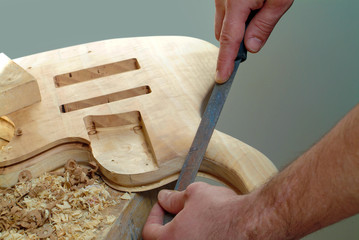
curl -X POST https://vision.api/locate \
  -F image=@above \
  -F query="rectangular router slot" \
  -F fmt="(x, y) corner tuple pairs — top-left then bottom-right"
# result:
(60, 86), (151, 113)
(54, 58), (140, 87)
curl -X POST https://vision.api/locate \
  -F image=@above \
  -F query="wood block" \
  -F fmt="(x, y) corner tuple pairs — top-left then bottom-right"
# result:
(0, 53), (41, 116)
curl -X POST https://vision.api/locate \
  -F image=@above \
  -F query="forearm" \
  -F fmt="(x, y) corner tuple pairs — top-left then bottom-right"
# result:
(242, 104), (359, 239)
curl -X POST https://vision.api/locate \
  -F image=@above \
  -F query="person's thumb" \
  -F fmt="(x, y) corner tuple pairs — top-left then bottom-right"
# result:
(158, 189), (186, 214)
(245, 0), (293, 53)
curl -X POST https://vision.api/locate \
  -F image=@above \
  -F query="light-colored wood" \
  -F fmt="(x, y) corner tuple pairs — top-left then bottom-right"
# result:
(0, 36), (277, 193)
(0, 53), (41, 116)
(105, 183), (174, 240)
(0, 142), (169, 240)
(0, 37), (278, 239)
(0, 143), (94, 187)
(0, 116), (15, 148)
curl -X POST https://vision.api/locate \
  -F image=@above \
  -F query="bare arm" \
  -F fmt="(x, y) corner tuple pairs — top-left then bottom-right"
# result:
(142, 104), (359, 240)
(215, 0), (294, 83)
(252, 103), (359, 239)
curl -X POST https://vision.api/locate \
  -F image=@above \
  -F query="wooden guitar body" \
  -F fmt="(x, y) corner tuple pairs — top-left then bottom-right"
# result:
(0, 36), (276, 193)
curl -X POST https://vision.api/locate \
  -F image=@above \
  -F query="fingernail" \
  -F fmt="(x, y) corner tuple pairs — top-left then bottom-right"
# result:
(215, 70), (226, 84)
(247, 37), (263, 53)
(158, 190), (172, 202)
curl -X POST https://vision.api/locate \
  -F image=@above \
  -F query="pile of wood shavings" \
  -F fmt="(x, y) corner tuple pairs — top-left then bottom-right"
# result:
(0, 160), (122, 240)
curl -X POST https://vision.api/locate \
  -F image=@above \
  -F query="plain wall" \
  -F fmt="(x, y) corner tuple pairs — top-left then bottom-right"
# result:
(1, 0), (358, 239)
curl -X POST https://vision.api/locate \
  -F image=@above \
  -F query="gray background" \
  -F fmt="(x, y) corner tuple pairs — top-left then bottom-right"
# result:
(1, 0), (358, 239)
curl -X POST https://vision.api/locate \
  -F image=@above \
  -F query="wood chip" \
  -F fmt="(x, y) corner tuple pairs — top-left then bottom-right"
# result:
(18, 170), (32, 183)
(0, 159), (120, 239)
(120, 192), (131, 200)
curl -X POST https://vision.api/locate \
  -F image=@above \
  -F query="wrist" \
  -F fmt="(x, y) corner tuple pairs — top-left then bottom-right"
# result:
(234, 188), (291, 240)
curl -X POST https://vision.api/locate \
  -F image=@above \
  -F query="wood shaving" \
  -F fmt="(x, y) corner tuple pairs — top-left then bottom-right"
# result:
(18, 170), (32, 183)
(34, 224), (54, 238)
(120, 192), (131, 200)
(0, 159), (120, 240)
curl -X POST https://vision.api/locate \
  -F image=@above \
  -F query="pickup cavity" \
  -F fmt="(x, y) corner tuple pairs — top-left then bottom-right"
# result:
(60, 86), (151, 113)
(54, 58), (140, 87)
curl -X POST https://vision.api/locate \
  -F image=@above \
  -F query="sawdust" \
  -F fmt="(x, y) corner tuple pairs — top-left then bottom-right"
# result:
(120, 192), (131, 200)
(0, 159), (123, 240)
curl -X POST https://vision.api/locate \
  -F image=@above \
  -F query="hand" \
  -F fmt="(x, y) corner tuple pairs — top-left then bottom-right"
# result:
(142, 182), (243, 240)
(215, 0), (294, 83)
(142, 182), (287, 240)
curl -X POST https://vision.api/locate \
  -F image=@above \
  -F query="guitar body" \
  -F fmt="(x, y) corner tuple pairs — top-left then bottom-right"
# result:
(0, 36), (276, 194)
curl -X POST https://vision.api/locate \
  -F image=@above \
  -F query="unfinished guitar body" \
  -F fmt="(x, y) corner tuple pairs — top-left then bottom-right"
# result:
(0, 36), (277, 193)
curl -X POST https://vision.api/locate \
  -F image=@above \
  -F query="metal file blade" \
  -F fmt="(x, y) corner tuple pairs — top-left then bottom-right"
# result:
(175, 53), (245, 191)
